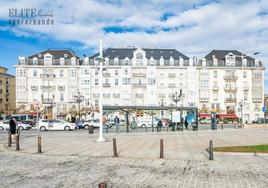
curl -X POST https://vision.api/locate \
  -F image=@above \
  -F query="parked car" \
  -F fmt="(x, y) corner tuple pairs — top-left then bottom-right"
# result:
(199, 118), (211, 124)
(38, 119), (76, 131)
(0, 121), (31, 131)
(83, 120), (111, 129)
(137, 117), (160, 128)
(0, 121), (9, 131)
(252, 118), (268, 124)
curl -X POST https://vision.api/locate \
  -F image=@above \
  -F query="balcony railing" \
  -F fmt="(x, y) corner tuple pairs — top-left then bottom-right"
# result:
(133, 83), (146, 88)
(200, 98), (209, 102)
(223, 75), (238, 80)
(40, 73), (56, 78)
(103, 73), (110, 77)
(212, 86), (219, 91)
(135, 94), (144, 98)
(113, 94), (120, 98)
(159, 94), (166, 98)
(168, 73), (176, 78)
(168, 84), (176, 88)
(103, 83), (110, 87)
(93, 94), (100, 98)
(225, 98), (236, 103)
(103, 94), (110, 98)
(42, 98), (54, 104)
(252, 98), (263, 103)
(224, 86), (237, 91)
(243, 86), (249, 91)
(133, 73), (146, 77)
(41, 86), (55, 91)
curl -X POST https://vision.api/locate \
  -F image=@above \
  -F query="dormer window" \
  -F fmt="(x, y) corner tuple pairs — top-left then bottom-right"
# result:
(19, 56), (25, 65)
(170, 56), (174, 66)
(160, 56), (164, 66)
(60, 57), (65, 65)
(179, 56), (184, 66)
(44, 54), (52, 65)
(149, 57), (154, 66)
(242, 58), (247, 67)
(64, 53), (68, 58)
(114, 57), (119, 65)
(225, 53), (235, 66)
(84, 57), (89, 65)
(33, 57), (38, 65)
(38, 54), (42, 58)
(71, 57), (76, 65)
(124, 57), (129, 65)
(105, 57), (109, 66)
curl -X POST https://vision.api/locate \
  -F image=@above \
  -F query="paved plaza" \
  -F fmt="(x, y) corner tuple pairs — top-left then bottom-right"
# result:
(0, 128), (268, 187)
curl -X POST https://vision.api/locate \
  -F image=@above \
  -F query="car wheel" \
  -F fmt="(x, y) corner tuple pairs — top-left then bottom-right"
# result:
(0, 126), (4, 131)
(64, 126), (70, 131)
(84, 125), (89, 130)
(40, 126), (46, 132)
(18, 126), (24, 131)
(141, 124), (146, 128)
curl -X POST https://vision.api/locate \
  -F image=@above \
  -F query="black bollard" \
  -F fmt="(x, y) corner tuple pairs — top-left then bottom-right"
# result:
(160, 139), (164, 158)
(209, 140), (213, 160)
(113, 138), (118, 157)
(38, 136), (42, 153)
(16, 134), (20, 151)
(8, 132), (11, 147)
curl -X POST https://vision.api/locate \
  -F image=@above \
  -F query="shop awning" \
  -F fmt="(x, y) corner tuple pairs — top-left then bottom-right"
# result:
(218, 114), (238, 118)
(199, 114), (211, 118)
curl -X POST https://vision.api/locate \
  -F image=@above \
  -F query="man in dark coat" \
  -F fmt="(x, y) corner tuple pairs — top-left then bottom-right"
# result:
(9, 118), (17, 134)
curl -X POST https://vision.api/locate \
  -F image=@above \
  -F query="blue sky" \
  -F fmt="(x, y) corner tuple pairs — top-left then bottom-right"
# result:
(0, 0), (268, 91)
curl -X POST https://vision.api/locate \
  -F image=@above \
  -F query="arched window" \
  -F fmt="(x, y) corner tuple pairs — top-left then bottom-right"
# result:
(19, 57), (25, 65)
(136, 53), (143, 59)
(136, 53), (143, 66)
(114, 57), (119, 65)
(170, 57), (174, 66)
(149, 57), (154, 66)
(44, 54), (52, 65)
(105, 57), (109, 66)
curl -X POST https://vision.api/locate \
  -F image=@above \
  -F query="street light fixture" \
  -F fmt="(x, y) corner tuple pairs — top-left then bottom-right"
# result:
(95, 40), (106, 142)
(73, 91), (84, 121)
(171, 89), (184, 106)
(159, 99), (166, 119)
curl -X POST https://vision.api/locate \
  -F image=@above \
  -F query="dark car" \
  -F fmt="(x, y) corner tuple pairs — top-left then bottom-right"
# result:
(252, 118), (268, 124)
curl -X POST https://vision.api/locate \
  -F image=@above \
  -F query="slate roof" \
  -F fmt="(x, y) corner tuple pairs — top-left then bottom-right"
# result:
(205, 50), (255, 61)
(0, 73), (15, 77)
(28, 49), (79, 59)
(89, 48), (189, 60)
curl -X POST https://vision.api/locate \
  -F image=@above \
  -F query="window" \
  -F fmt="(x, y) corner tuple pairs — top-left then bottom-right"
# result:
(115, 79), (118, 85)
(243, 71), (247, 78)
(213, 81), (218, 87)
(95, 99), (99, 107)
(60, 70), (64, 77)
(124, 69), (128, 74)
(44, 55), (52, 65)
(60, 93), (64, 101)
(136, 53), (143, 66)
(115, 70), (118, 75)
(95, 79), (98, 86)
(214, 71), (217, 78)
(33, 70), (37, 77)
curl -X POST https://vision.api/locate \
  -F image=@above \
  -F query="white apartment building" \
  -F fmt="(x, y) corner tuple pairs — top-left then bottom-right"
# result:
(15, 48), (265, 122)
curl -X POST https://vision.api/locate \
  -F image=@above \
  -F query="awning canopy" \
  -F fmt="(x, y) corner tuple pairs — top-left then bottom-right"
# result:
(218, 114), (238, 118)
(199, 114), (211, 118)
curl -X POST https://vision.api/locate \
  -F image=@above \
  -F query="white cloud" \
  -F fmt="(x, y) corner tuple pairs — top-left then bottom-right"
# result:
(1, 0), (268, 91)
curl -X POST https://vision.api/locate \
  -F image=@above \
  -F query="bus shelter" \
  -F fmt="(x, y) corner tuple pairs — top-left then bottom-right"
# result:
(103, 105), (199, 132)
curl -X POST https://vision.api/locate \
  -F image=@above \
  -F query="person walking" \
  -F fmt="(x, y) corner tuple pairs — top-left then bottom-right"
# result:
(114, 116), (120, 133)
(184, 116), (188, 130)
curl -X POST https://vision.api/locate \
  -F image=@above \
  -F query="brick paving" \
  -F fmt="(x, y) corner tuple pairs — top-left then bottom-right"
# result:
(0, 128), (267, 187)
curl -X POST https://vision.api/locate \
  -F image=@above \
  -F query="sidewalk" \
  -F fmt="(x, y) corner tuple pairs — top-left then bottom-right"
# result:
(3, 128), (268, 160)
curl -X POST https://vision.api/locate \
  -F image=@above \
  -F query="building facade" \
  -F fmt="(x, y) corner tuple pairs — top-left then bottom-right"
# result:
(15, 48), (265, 122)
(0, 66), (16, 114)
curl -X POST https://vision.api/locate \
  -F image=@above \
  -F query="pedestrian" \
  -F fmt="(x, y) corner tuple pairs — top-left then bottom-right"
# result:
(184, 116), (188, 130)
(114, 116), (120, 133)
(157, 120), (163, 132)
(130, 117), (137, 131)
(9, 117), (17, 141)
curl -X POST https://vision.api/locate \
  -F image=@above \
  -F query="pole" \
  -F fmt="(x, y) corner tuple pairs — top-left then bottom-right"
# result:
(113, 138), (118, 157)
(78, 100), (81, 121)
(160, 139), (164, 158)
(241, 53), (244, 127)
(38, 136), (42, 153)
(97, 39), (105, 142)
(209, 140), (214, 160)
(16, 134), (20, 151)
(8, 132), (11, 147)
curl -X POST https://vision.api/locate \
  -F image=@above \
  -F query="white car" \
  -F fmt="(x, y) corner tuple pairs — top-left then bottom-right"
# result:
(0, 121), (31, 131)
(38, 119), (76, 131)
(137, 118), (160, 128)
(0, 121), (9, 131)
(83, 120), (110, 129)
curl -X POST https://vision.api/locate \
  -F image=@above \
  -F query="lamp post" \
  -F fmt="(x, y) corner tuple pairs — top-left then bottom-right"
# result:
(236, 52), (260, 126)
(171, 89), (184, 106)
(159, 99), (165, 119)
(73, 91), (84, 121)
(95, 40), (105, 142)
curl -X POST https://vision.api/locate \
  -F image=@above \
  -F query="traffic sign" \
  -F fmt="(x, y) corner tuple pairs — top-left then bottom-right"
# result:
(262, 106), (267, 113)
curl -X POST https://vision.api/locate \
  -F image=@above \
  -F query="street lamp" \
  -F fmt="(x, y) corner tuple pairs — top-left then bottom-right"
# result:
(94, 40), (105, 142)
(159, 99), (166, 119)
(73, 91), (84, 121)
(236, 52), (260, 126)
(171, 89), (184, 106)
